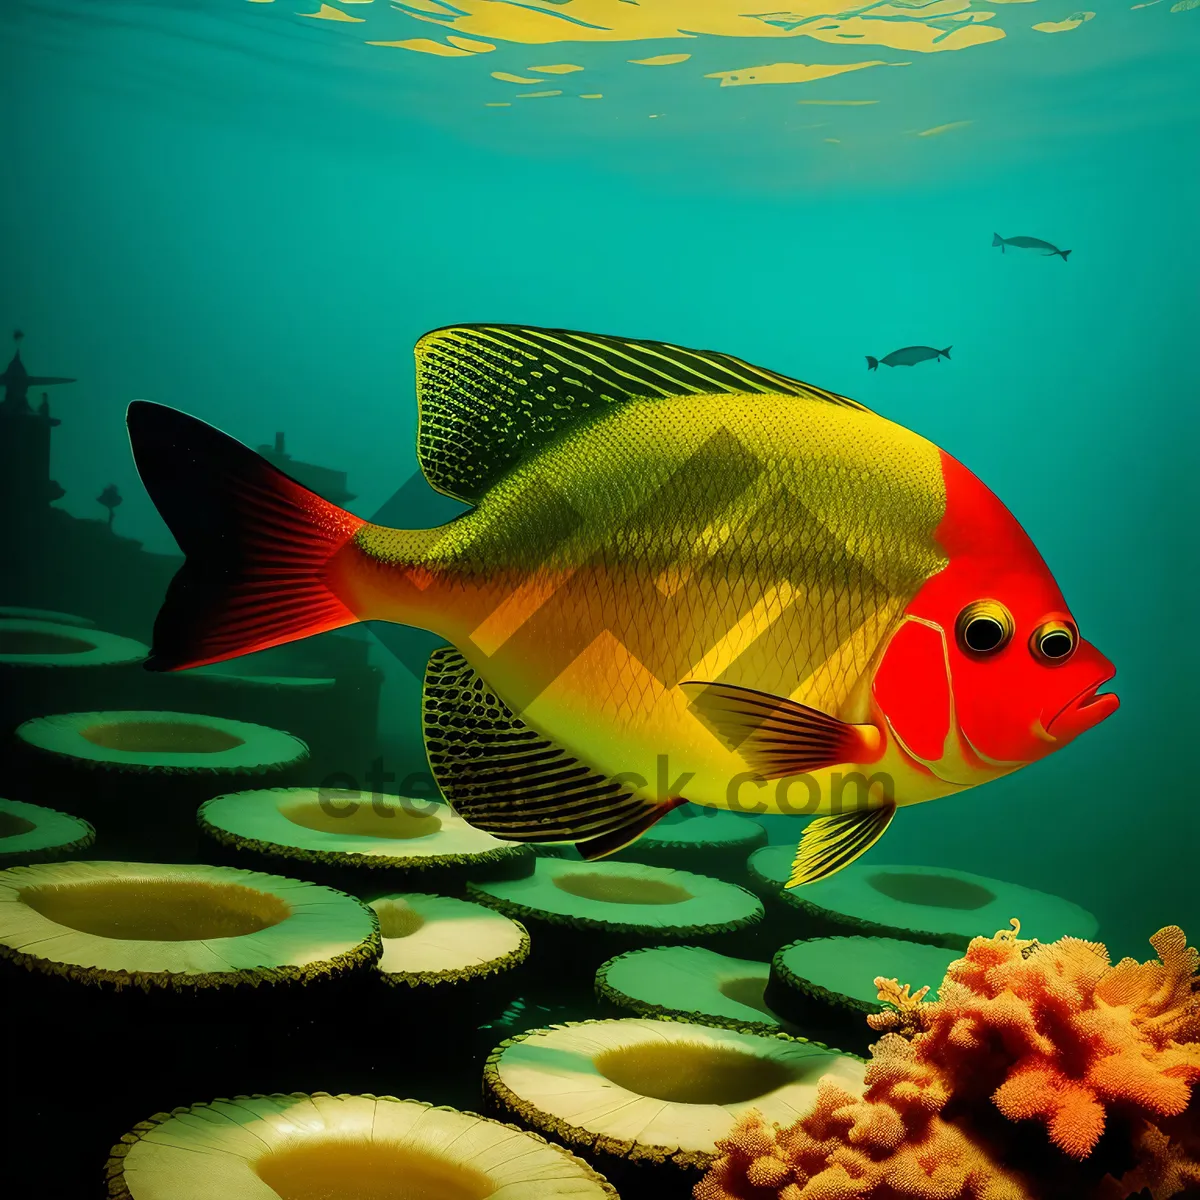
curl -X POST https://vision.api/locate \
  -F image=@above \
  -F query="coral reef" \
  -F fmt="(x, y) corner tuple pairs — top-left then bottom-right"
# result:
(0, 796), (95, 866)
(0, 618), (148, 729)
(746, 849), (1099, 950)
(0, 859), (379, 994)
(596, 945), (794, 1036)
(13, 710), (309, 859)
(488, 1017), (865, 1197)
(107, 1093), (619, 1200)
(695, 921), (1200, 1200)
(470, 858), (764, 991)
(371, 892), (529, 990)
(199, 788), (533, 894)
(611, 809), (768, 883)
(766, 936), (960, 1055)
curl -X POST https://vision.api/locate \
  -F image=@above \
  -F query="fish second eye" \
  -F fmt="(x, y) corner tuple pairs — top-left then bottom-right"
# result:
(955, 601), (1014, 656)
(1032, 620), (1077, 663)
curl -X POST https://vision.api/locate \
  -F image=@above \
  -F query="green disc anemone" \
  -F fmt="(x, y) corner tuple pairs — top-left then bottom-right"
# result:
(167, 666), (336, 733)
(747, 846), (1098, 949)
(162, 666), (358, 778)
(0, 859), (378, 998)
(484, 1017), (864, 1194)
(0, 797), (94, 867)
(14, 711), (309, 859)
(0, 619), (144, 669)
(611, 809), (767, 882)
(0, 607), (95, 627)
(106, 1092), (618, 1200)
(595, 946), (794, 1036)
(198, 788), (533, 893)
(183, 665), (334, 691)
(469, 859), (762, 984)
(766, 936), (962, 1054)
(17, 710), (307, 777)
(372, 892), (529, 987)
(0, 619), (149, 730)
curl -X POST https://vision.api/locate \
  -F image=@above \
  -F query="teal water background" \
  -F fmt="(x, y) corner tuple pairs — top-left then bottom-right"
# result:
(3, 0), (1197, 959)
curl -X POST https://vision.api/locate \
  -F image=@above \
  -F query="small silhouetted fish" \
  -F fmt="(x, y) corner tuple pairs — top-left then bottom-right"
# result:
(992, 233), (1071, 261)
(866, 346), (951, 371)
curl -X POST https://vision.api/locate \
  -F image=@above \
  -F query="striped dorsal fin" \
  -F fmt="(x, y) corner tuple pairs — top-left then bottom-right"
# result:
(414, 324), (869, 504)
(422, 646), (676, 851)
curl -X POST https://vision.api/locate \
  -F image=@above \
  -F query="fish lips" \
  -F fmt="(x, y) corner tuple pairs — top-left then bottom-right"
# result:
(1042, 671), (1119, 743)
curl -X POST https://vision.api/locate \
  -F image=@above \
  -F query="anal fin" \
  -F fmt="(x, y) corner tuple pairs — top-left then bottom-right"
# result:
(423, 647), (666, 852)
(578, 798), (686, 860)
(787, 803), (896, 888)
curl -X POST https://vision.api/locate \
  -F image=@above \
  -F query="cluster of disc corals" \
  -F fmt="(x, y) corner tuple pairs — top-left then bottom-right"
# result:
(696, 921), (1200, 1200)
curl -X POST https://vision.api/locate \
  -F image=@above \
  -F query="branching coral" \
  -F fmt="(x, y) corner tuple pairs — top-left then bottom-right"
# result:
(929, 920), (1200, 1160)
(695, 922), (1200, 1200)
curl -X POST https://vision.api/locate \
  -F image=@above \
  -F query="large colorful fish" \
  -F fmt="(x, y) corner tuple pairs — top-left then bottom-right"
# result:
(127, 325), (1118, 887)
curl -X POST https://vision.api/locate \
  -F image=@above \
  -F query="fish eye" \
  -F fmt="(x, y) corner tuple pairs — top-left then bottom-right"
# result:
(1031, 620), (1077, 663)
(955, 600), (1014, 656)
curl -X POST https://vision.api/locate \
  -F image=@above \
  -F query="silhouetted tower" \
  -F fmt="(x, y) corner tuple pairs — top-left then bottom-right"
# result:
(0, 332), (74, 521)
(0, 330), (75, 413)
(257, 430), (355, 506)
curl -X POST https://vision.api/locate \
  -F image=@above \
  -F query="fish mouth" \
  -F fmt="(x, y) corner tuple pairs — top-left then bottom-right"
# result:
(1042, 672), (1120, 742)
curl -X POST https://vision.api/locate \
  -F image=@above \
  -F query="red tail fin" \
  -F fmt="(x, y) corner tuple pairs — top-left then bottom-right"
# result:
(127, 401), (366, 671)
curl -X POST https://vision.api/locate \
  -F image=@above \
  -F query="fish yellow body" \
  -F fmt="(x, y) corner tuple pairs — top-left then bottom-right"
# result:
(127, 325), (1117, 885)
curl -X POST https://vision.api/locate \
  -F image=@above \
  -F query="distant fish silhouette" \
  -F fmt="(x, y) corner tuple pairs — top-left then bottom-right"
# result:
(866, 346), (951, 371)
(992, 233), (1071, 261)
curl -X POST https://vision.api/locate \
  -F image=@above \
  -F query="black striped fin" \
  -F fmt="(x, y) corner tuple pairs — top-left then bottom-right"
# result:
(680, 681), (870, 778)
(786, 804), (896, 888)
(422, 646), (673, 850)
(414, 324), (869, 504)
(578, 798), (686, 860)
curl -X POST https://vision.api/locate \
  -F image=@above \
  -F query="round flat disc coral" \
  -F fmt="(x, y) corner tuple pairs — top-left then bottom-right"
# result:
(0, 618), (145, 669)
(471, 859), (762, 937)
(0, 797), (94, 866)
(596, 945), (793, 1035)
(469, 859), (762, 982)
(186, 666), (335, 691)
(199, 788), (533, 889)
(485, 1017), (865, 1182)
(747, 847), (1098, 948)
(371, 892), (530, 988)
(767, 936), (961, 1053)
(611, 810), (767, 880)
(17, 710), (307, 776)
(167, 667), (336, 728)
(0, 621), (150, 730)
(107, 1092), (618, 1200)
(0, 859), (378, 992)
(14, 711), (309, 858)
(0, 607), (96, 628)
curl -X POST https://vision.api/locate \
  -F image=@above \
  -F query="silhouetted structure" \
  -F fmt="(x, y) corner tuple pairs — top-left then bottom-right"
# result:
(0, 334), (71, 522)
(97, 484), (123, 529)
(0, 330), (75, 413)
(258, 431), (355, 507)
(0, 336), (384, 780)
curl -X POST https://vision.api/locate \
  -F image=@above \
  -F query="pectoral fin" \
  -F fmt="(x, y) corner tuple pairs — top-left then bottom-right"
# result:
(786, 803), (896, 888)
(680, 681), (878, 777)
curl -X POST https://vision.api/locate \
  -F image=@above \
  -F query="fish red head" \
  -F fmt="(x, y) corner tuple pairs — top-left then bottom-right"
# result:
(872, 451), (1118, 780)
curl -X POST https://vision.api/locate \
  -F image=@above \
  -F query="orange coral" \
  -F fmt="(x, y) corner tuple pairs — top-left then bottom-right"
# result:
(695, 923), (1200, 1200)
(935, 922), (1200, 1159)
(694, 1071), (1030, 1200)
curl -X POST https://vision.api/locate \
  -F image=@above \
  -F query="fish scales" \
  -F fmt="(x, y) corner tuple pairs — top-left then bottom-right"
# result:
(357, 391), (948, 752)
(126, 323), (1117, 885)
